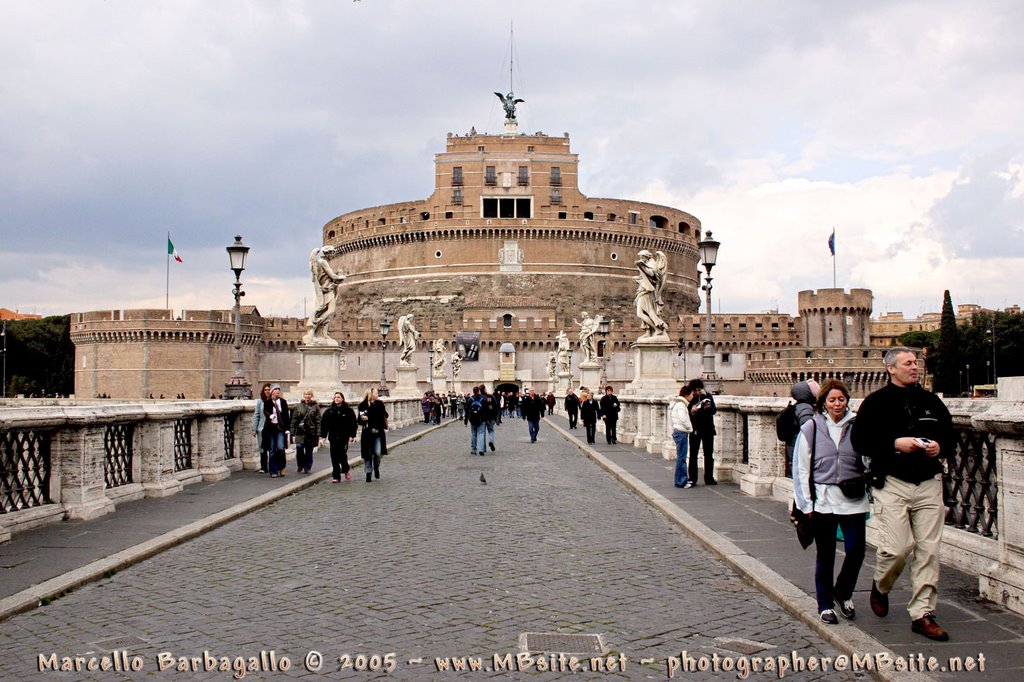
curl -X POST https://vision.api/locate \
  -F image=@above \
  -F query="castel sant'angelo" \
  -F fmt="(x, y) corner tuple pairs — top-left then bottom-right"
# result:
(72, 94), (891, 400)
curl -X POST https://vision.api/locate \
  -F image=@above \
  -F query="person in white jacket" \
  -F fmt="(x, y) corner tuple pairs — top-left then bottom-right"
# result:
(670, 385), (695, 488)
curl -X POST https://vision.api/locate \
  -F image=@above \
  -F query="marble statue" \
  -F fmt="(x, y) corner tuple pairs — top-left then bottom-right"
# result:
(451, 353), (462, 379)
(634, 250), (669, 339)
(575, 312), (605, 364)
(556, 331), (571, 374)
(432, 338), (446, 373)
(494, 91), (525, 120)
(304, 245), (345, 345)
(397, 314), (419, 366)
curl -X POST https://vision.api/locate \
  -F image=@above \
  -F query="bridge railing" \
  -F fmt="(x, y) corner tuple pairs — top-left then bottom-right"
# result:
(0, 397), (423, 542)
(616, 392), (1024, 616)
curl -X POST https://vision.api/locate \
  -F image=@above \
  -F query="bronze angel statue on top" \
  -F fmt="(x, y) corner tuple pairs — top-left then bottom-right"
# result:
(494, 91), (525, 121)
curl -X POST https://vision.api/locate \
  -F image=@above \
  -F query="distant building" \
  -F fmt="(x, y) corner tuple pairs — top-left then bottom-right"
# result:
(0, 308), (42, 321)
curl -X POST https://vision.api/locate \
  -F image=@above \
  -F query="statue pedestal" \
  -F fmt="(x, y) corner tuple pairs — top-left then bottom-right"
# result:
(394, 364), (420, 397)
(296, 345), (343, 398)
(623, 339), (677, 397)
(557, 371), (572, 395)
(432, 373), (448, 394)
(578, 362), (602, 392)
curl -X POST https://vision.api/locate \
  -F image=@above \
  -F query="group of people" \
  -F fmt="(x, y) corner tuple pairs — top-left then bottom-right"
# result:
(562, 386), (621, 444)
(782, 346), (954, 641)
(251, 384), (389, 484)
(668, 378), (719, 488)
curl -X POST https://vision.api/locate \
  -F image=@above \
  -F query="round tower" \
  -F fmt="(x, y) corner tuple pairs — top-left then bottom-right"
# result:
(797, 288), (873, 349)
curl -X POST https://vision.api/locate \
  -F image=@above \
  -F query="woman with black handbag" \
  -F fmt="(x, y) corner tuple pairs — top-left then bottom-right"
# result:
(792, 379), (868, 625)
(357, 388), (389, 483)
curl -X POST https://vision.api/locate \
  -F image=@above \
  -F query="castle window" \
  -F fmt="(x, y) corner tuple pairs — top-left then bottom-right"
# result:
(584, 211), (594, 220)
(550, 167), (561, 186)
(607, 213), (616, 222)
(435, 250), (442, 259)
(629, 211), (639, 225)
(518, 166), (529, 186)
(485, 166), (497, 186)
(327, 230), (335, 239)
(551, 189), (562, 205)
(378, 218), (386, 225)
(452, 167), (463, 186)
(420, 211), (430, 220)
(722, 353), (731, 363)
(527, 145), (534, 152)
(483, 197), (532, 219)
(771, 322), (779, 330)
(610, 252), (618, 261)
(478, 145), (485, 152)
(649, 215), (667, 229)
(444, 211), (453, 219)
(679, 221), (690, 234)
(558, 211), (567, 220)
(452, 189), (463, 205)
(503, 314), (513, 328)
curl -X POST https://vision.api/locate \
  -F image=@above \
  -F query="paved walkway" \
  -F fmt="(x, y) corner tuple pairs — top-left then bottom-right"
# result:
(0, 412), (1020, 680)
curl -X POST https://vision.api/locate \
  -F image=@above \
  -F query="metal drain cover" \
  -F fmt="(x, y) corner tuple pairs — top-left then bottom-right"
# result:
(715, 637), (769, 655)
(521, 633), (604, 655)
(91, 635), (149, 649)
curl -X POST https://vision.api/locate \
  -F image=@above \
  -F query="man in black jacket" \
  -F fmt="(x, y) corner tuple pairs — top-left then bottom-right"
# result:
(599, 385), (620, 444)
(521, 388), (545, 443)
(687, 379), (717, 484)
(564, 389), (580, 429)
(850, 347), (954, 642)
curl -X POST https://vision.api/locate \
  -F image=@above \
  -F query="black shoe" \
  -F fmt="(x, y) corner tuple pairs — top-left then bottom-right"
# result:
(911, 613), (949, 641)
(705, 479), (718, 486)
(489, 442), (495, 451)
(870, 581), (889, 618)
(374, 467), (380, 479)
(819, 609), (839, 625)
(837, 598), (856, 620)
(366, 473), (372, 482)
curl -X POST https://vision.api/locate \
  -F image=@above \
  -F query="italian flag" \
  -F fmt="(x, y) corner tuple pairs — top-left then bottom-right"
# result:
(167, 237), (183, 263)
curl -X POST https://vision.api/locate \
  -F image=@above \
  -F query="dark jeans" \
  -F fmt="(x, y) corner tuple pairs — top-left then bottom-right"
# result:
(605, 418), (617, 444)
(259, 430), (271, 471)
(689, 431), (715, 483)
(673, 430), (689, 486)
(295, 441), (314, 472)
(812, 512), (867, 611)
(329, 440), (350, 480)
(527, 418), (540, 442)
(268, 430), (287, 476)
(568, 410), (578, 429)
(584, 422), (596, 443)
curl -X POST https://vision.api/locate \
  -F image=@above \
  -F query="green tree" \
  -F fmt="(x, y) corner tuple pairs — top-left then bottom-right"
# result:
(3, 315), (75, 397)
(934, 290), (961, 395)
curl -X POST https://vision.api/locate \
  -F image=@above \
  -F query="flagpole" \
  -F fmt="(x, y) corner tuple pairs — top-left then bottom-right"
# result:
(166, 231), (170, 310)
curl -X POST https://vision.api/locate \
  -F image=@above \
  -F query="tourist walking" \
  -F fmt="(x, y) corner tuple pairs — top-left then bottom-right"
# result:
(290, 390), (321, 474)
(251, 383), (272, 473)
(792, 380), (868, 625)
(546, 392), (556, 415)
(263, 384), (290, 478)
(580, 390), (600, 444)
(522, 388), (545, 443)
(320, 391), (358, 482)
(783, 379), (819, 474)
(465, 386), (487, 456)
(357, 388), (389, 482)
(670, 385), (694, 488)
(564, 389), (580, 429)
(851, 347), (955, 641)
(687, 379), (717, 484)
(481, 385), (499, 452)
(599, 385), (620, 444)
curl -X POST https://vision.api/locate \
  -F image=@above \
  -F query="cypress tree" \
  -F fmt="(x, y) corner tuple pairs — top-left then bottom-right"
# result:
(935, 290), (961, 395)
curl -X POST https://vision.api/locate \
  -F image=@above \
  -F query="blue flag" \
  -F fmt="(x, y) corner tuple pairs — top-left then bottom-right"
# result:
(828, 229), (835, 256)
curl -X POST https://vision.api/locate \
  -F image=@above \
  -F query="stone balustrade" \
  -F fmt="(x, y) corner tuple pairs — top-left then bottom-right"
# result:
(616, 389), (1024, 616)
(0, 397), (422, 542)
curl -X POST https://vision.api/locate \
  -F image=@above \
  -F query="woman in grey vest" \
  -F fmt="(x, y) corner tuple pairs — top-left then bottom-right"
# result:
(792, 379), (868, 625)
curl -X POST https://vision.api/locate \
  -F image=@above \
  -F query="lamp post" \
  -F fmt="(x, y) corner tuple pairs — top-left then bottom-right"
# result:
(377, 317), (391, 397)
(598, 317), (611, 387)
(223, 235), (252, 399)
(966, 363), (971, 396)
(1, 321), (6, 399)
(990, 315), (998, 391)
(698, 230), (721, 383)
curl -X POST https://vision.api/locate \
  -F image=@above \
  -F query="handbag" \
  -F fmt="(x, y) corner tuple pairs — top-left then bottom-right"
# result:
(837, 477), (866, 499)
(791, 419), (818, 550)
(790, 503), (815, 550)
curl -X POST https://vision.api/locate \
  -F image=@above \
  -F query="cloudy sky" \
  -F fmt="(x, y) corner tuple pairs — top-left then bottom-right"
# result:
(2, 0), (1022, 320)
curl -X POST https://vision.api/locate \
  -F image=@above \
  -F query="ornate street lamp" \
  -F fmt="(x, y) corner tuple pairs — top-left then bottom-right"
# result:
(598, 317), (611, 387)
(223, 235), (252, 399)
(378, 316), (391, 397)
(698, 230), (721, 383)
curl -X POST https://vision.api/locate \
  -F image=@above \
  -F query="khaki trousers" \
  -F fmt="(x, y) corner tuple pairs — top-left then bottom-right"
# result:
(872, 475), (944, 620)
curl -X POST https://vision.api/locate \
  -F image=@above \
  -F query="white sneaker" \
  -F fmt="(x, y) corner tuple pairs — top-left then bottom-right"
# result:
(819, 609), (838, 624)
(837, 599), (856, 620)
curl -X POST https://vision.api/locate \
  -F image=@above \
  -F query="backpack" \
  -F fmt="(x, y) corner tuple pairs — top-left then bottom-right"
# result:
(468, 396), (484, 424)
(775, 402), (799, 443)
